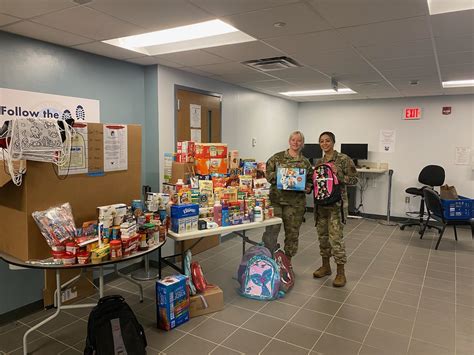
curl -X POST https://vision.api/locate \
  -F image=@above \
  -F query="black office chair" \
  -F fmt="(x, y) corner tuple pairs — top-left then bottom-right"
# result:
(400, 165), (445, 233)
(420, 188), (471, 250)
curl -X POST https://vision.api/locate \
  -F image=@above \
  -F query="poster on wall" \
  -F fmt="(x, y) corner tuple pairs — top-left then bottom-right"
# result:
(59, 123), (88, 175)
(379, 129), (396, 153)
(103, 125), (128, 172)
(191, 128), (201, 143)
(0, 88), (100, 126)
(455, 147), (470, 165)
(190, 104), (201, 128)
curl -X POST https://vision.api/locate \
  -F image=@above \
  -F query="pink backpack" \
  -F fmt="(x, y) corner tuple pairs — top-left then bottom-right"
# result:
(240, 255), (281, 300)
(313, 163), (342, 206)
(274, 249), (295, 294)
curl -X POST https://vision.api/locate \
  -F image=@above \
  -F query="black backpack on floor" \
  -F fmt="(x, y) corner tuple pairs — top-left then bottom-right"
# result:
(84, 295), (147, 355)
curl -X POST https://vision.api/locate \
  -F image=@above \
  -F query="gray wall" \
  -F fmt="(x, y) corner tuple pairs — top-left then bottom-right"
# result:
(0, 31), (155, 315)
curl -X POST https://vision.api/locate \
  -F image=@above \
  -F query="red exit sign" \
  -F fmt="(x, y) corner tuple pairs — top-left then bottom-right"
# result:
(403, 107), (422, 120)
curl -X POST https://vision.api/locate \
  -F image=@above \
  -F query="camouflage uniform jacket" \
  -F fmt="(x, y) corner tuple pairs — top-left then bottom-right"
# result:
(266, 150), (313, 207)
(315, 150), (359, 211)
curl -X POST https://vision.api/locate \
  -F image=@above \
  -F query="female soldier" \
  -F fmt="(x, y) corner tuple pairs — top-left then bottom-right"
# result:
(313, 131), (358, 287)
(262, 131), (312, 259)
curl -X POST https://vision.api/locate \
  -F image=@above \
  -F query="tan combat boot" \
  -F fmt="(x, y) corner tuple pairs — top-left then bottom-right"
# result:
(333, 264), (346, 287)
(313, 257), (332, 278)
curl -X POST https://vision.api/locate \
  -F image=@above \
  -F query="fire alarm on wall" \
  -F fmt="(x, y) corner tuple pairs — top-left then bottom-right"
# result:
(442, 106), (452, 115)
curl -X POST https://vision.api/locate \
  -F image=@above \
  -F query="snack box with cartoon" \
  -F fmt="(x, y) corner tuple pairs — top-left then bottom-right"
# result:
(276, 167), (307, 191)
(156, 274), (190, 330)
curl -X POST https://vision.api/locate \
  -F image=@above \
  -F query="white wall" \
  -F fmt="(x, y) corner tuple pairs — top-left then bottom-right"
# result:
(156, 65), (298, 254)
(298, 95), (474, 218)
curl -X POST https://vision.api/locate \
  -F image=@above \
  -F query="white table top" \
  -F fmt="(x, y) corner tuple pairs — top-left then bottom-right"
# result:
(356, 167), (388, 174)
(168, 217), (283, 241)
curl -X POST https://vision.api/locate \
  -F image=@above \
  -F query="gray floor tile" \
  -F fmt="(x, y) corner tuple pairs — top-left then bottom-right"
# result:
(325, 316), (369, 343)
(291, 309), (333, 331)
(384, 289), (420, 308)
(49, 319), (87, 346)
(144, 327), (186, 351)
(275, 322), (321, 349)
(221, 328), (271, 354)
(364, 327), (410, 354)
(372, 312), (413, 337)
(407, 338), (452, 355)
(303, 296), (342, 316)
(190, 318), (238, 344)
(260, 339), (309, 354)
(241, 313), (286, 337)
(352, 283), (386, 299)
(379, 300), (417, 322)
(0, 325), (42, 353)
(229, 296), (268, 311)
(345, 293), (382, 311)
(359, 344), (389, 355)
(259, 301), (300, 321)
(413, 321), (455, 350)
(163, 333), (217, 354)
(314, 286), (351, 303)
(9, 335), (70, 355)
(335, 304), (376, 325)
(211, 305), (255, 326)
(313, 333), (361, 355)
(277, 290), (310, 307)
(210, 345), (242, 355)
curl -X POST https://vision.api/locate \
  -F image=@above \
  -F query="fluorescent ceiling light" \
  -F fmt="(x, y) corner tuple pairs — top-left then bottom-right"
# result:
(442, 79), (474, 88)
(280, 88), (357, 97)
(427, 0), (474, 15)
(103, 19), (256, 56)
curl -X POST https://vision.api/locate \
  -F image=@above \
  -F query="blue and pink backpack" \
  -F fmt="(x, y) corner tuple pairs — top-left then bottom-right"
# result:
(239, 255), (281, 300)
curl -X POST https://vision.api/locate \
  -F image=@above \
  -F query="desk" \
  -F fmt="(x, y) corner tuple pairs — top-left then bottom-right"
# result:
(0, 240), (165, 355)
(165, 217), (283, 273)
(355, 168), (396, 225)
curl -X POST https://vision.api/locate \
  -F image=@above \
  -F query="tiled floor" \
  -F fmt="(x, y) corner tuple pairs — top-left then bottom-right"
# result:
(1, 214), (473, 354)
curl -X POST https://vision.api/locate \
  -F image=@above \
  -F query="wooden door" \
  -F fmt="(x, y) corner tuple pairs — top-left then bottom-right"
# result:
(175, 87), (222, 255)
(176, 88), (221, 144)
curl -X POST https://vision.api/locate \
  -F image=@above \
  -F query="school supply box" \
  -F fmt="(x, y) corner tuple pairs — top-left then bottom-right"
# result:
(276, 167), (306, 191)
(156, 275), (190, 330)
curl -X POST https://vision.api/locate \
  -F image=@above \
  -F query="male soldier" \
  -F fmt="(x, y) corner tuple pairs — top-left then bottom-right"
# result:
(262, 131), (313, 259)
(313, 131), (358, 287)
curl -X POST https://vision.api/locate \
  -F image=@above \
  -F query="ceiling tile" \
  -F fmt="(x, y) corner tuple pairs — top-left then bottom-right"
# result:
(178, 66), (218, 77)
(371, 55), (437, 71)
(189, 0), (299, 17)
(265, 30), (350, 55)
(2, 20), (92, 46)
(203, 41), (284, 62)
(223, 2), (331, 40)
(381, 65), (439, 79)
(214, 71), (275, 83)
(239, 80), (298, 92)
(338, 16), (431, 47)
(442, 87), (474, 95)
(309, 0), (428, 28)
(437, 51), (474, 67)
(86, 0), (212, 31)
(32, 6), (146, 41)
(430, 10), (474, 38)
(356, 39), (434, 60)
(0, 13), (20, 26)
(194, 61), (257, 75)
(435, 34), (474, 53)
(390, 76), (442, 91)
(439, 63), (474, 81)
(0, 0), (76, 19)
(72, 41), (144, 60)
(268, 67), (328, 81)
(157, 50), (230, 67)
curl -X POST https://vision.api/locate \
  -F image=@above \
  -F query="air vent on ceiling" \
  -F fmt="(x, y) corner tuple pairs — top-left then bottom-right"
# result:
(242, 56), (301, 72)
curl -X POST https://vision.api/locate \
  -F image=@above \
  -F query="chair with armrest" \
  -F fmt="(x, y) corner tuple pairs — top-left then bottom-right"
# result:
(420, 188), (472, 250)
(400, 165), (445, 233)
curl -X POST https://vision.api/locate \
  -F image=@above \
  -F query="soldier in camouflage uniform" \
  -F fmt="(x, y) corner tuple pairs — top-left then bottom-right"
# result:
(262, 131), (313, 258)
(313, 131), (358, 287)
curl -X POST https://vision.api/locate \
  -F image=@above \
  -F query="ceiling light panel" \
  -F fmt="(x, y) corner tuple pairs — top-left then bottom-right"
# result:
(428, 0), (474, 15)
(280, 88), (357, 96)
(103, 19), (257, 55)
(442, 79), (474, 88)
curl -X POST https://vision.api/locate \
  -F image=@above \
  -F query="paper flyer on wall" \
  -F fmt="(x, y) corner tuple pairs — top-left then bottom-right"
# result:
(163, 152), (173, 182)
(455, 147), (470, 165)
(379, 129), (396, 153)
(190, 104), (201, 128)
(59, 123), (88, 175)
(103, 125), (128, 172)
(191, 128), (201, 143)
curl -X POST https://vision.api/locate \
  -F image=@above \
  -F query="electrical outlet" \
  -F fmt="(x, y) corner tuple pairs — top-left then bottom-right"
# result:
(405, 196), (410, 203)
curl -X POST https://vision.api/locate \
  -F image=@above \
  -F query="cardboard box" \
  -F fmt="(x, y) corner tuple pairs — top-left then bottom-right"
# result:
(171, 162), (194, 184)
(189, 286), (224, 318)
(156, 275), (190, 331)
(0, 123), (142, 306)
(195, 143), (227, 159)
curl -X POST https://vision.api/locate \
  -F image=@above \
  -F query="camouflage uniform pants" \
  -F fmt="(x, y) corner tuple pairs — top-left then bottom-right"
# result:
(315, 204), (347, 264)
(262, 202), (305, 257)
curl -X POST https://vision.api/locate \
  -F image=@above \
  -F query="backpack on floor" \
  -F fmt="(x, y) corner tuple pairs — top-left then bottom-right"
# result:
(313, 162), (342, 206)
(237, 245), (272, 286)
(240, 255), (281, 300)
(84, 295), (147, 355)
(274, 248), (295, 294)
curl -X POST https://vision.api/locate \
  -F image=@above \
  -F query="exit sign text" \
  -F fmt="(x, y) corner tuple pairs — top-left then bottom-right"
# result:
(404, 107), (422, 120)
